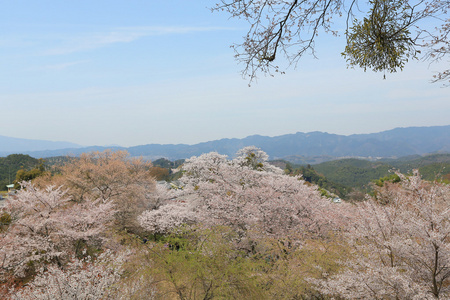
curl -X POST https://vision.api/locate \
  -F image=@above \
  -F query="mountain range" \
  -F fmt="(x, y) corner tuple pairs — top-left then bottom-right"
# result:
(1, 125), (449, 162)
(0, 135), (82, 154)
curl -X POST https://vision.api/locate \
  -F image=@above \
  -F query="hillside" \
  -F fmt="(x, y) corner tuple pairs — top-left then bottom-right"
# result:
(313, 159), (393, 189)
(0, 154), (41, 190)
(313, 154), (450, 190)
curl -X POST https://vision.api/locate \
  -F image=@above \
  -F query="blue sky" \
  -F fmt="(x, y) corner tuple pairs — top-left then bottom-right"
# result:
(1, 1), (449, 147)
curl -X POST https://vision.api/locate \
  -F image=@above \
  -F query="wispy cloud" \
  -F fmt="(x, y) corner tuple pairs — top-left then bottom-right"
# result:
(43, 26), (235, 55)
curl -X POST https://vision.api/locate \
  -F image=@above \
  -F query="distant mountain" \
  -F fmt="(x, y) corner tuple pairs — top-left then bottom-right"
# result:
(0, 135), (82, 156)
(13, 146), (126, 159)
(124, 125), (450, 160)
(1, 125), (449, 161)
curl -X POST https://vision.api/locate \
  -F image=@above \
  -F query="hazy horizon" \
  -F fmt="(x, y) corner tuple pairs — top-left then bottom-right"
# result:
(1, 1), (449, 147)
(1, 124), (449, 149)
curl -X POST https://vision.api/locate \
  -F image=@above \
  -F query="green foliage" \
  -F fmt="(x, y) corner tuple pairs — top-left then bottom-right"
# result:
(318, 187), (332, 198)
(152, 158), (185, 182)
(0, 212), (12, 232)
(290, 165), (351, 198)
(386, 154), (450, 183)
(0, 154), (41, 191)
(312, 155), (450, 196)
(258, 236), (350, 299)
(314, 159), (394, 191)
(386, 153), (450, 171)
(343, 0), (420, 75)
(137, 225), (349, 299)
(144, 226), (265, 299)
(244, 152), (264, 170)
(418, 163), (450, 183)
(373, 173), (401, 187)
(152, 158), (185, 169)
(283, 155), (450, 200)
(149, 166), (171, 181)
(284, 162), (293, 174)
(14, 159), (46, 189)
(380, 154), (450, 183)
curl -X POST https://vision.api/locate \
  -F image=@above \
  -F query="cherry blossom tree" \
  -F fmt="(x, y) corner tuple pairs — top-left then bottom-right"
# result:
(55, 151), (153, 203)
(139, 147), (351, 242)
(42, 150), (156, 233)
(9, 251), (127, 300)
(138, 202), (196, 235)
(314, 171), (450, 299)
(138, 147), (357, 298)
(8, 249), (156, 300)
(0, 151), (163, 298)
(234, 146), (283, 173)
(0, 182), (115, 281)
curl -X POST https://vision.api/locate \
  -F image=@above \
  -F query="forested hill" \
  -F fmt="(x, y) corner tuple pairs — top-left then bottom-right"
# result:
(1, 125), (449, 160)
(312, 153), (450, 189)
(0, 154), (41, 190)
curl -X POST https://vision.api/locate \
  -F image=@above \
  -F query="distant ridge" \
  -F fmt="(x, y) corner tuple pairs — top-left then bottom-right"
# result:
(0, 135), (82, 155)
(1, 125), (449, 161)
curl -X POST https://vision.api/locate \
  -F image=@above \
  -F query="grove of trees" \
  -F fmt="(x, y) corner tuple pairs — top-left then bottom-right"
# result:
(0, 155), (41, 192)
(0, 148), (448, 299)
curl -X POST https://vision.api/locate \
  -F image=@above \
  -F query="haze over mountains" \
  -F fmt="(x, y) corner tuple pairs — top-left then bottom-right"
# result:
(1, 125), (449, 162)
(0, 135), (82, 153)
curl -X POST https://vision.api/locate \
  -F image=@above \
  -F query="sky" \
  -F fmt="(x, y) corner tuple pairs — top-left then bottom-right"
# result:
(1, 1), (449, 147)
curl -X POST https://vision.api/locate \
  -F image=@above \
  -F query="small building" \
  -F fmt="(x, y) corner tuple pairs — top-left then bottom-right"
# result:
(332, 197), (342, 203)
(6, 184), (15, 193)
